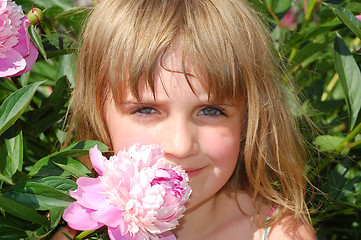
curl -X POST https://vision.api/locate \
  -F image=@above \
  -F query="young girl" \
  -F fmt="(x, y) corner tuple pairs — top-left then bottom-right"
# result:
(53, 0), (316, 239)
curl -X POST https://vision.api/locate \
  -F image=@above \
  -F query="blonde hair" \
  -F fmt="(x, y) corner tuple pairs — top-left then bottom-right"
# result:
(69, 0), (311, 227)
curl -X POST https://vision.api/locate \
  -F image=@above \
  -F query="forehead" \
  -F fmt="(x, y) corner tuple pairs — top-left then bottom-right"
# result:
(108, 46), (246, 107)
(126, 51), (209, 102)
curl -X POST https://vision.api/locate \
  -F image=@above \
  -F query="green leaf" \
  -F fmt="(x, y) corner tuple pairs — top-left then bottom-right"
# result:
(265, 0), (292, 14)
(0, 173), (14, 185)
(4, 182), (75, 210)
(291, 38), (334, 67)
(29, 157), (89, 178)
(75, 230), (97, 240)
(49, 76), (70, 112)
(16, 0), (73, 11)
(42, 34), (78, 58)
(323, 3), (361, 40)
(334, 33), (361, 130)
(29, 140), (107, 177)
(33, 176), (77, 194)
(315, 135), (347, 153)
(0, 195), (49, 227)
(56, 54), (76, 88)
(0, 125), (23, 177)
(0, 212), (39, 236)
(28, 25), (47, 59)
(49, 207), (66, 229)
(0, 81), (45, 136)
(54, 162), (89, 178)
(55, 7), (89, 19)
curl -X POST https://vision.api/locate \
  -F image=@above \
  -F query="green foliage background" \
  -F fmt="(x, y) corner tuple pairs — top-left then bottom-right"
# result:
(0, 0), (360, 239)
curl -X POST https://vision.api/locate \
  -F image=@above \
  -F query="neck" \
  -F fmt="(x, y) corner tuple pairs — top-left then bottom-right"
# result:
(172, 188), (240, 240)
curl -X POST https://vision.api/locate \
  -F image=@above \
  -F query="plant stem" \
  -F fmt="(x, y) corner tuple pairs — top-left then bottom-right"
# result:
(263, 0), (284, 28)
(335, 122), (361, 152)
(321, 73), (339, 101)
(347, 138), (361, 149)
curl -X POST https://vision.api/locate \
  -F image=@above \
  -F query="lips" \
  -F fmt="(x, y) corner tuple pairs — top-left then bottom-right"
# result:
(184, 167), (205, 178)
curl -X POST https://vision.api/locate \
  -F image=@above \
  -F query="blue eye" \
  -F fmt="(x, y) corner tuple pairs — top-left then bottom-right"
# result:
(198, 106), (225, 116)
(131, 106), (157, 115)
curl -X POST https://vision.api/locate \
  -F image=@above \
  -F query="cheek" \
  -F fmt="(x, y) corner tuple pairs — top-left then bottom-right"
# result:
(201, 127), (241, 167)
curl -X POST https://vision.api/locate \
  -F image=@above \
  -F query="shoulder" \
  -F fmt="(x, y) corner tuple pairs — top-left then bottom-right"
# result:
(267, 215), (317, 240)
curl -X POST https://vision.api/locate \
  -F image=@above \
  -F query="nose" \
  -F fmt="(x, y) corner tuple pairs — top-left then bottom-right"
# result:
(161, 117), (199, 161)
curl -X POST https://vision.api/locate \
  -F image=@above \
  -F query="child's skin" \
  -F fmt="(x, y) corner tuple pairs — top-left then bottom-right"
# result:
(53, 52), (316, 240)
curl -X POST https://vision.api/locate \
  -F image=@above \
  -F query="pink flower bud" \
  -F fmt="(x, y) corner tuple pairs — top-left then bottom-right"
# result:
(27, 7), (43, 25)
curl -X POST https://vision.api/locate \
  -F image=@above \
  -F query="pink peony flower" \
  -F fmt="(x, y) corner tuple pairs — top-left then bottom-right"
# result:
(0, 0), (38, 78)
(63, 144), (191, 240)
(356, 15), (361, 22)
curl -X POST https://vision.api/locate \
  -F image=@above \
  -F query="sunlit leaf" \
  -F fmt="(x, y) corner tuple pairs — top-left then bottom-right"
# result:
(28, 25), (47, 59)
(0, 81), (45, 136)
(54, 162), (89, 178)
(315, 135), (347, 153)
(56, 54), (76, 88)
(0, 173), (14, 185)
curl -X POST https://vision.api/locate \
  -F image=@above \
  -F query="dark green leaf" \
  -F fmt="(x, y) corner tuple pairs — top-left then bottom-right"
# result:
(0, 195), (49, 227)
(28, 25), (47, 59)
(0, 125), (23, 177)
(16, 0), (73, 10)
(0, 81), (45, 136)
(33, 176), (77, 193)
(323, 3), (361, 40)
(49, 76), (70, 111)
(334, 33), (361, 129)
(29, 157), (89, 178)
(4, 182), (75, 210)
(29, 140), (107, 177)
(287, 19), (341, 49)
(49, 207), (66, 229)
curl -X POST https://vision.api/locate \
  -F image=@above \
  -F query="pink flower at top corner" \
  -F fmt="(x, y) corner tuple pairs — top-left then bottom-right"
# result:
(63, 144), (192, 240)
(0, 0), (39, 78)
(356, 15), (361, 22)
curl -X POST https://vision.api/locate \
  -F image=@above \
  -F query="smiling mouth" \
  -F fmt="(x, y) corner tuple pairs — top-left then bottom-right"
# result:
(184, 167), (205, 178)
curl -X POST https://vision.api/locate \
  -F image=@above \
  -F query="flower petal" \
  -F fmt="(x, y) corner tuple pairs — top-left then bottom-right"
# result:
(70, 177), (108, 210)
(108, 227), (143, 240)
(89, 145), (106, 175)
(12, 17), (30, 57)
(159, 232), (177, 240)
(90, 204), (125, 228)
(63, 202), (104, 230)
(9, 39), (38, 77)
(0, 49), (26, 77)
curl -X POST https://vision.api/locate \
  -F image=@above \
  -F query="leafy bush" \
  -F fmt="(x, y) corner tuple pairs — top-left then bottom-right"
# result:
(0, 0), (360, 239)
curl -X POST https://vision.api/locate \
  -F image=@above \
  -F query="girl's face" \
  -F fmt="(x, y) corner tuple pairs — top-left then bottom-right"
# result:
(105, 53), (245, 210)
